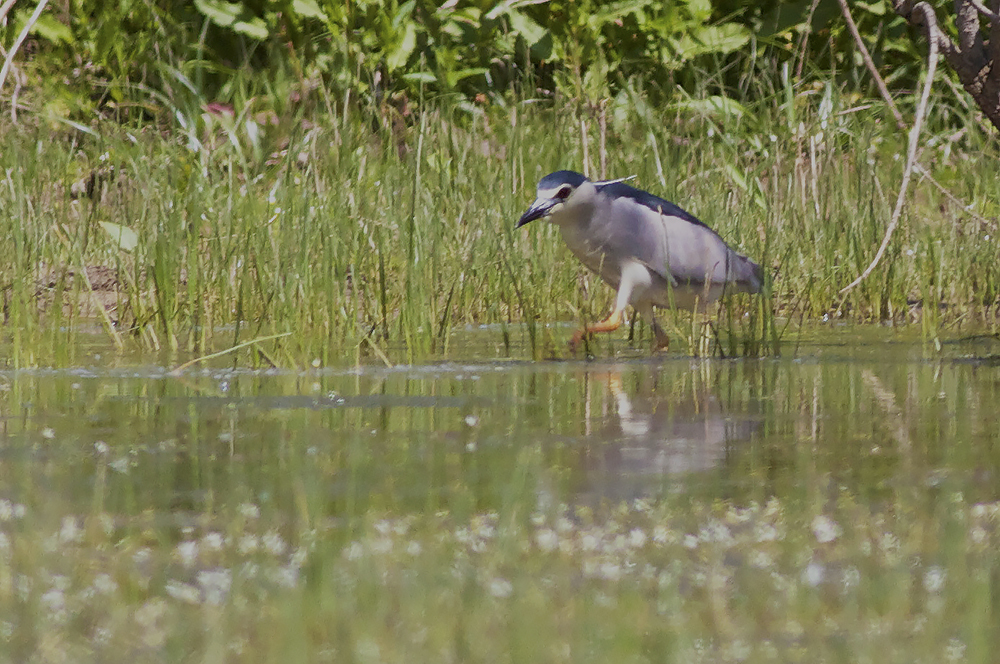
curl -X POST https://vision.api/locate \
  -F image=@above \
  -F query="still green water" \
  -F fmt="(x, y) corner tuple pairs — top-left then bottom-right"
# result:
(2, 325), (1000, 663)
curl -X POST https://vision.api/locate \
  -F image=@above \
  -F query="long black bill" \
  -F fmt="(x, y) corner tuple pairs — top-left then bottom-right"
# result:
(516, 198), (557, 228)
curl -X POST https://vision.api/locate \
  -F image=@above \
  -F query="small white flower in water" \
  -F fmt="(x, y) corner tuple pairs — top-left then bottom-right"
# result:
(749, 550), (773, 569)
(580, 532), (600, 552)
(40, 587), (67, 622)
(273, 565), (299, 588)
(841, 566), (861, 591)
(945, 637), (967, 661)
(628, 528), (647, 548)
(556, 516), (574, 533)
(133, 548), (152, 566)
(344, 541), (364, 560)
(699, 521), (731, 545)
(653, 525), (670, 544)
(924, 566), (946, 593)
(176, 540), (198, 567)
(197, 568), (232, 605)
(535, 528), (558, 552)
(599, 562), (623, 581)
(60, 516), (82, 544)
(370, 537), (392, 555)
(311, 358), (322, 368)
(802, 561), (825, 587)
(683, 534), (699, 549)
(237, 534), (260, 555)
(406, 540), (422, 556)
(970, 526), (988, 545)
(465, 441), (477, 452)
(239, 503), (261, 519)
(202, 532), (224, 551)
(489, 577), (513, 598)
(165, 580), (200, 604)
(94, 441), (109, 455)
(110, 456), (131, 474)
(41, 427), (55, 440)
(464, 414), (479, 427)
(263, 531), (287, 556)
(93, 573), (117, 595)
(811, 515), (841, 543)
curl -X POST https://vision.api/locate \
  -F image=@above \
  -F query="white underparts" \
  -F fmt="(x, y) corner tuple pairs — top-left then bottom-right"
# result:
(615, 260), (653, 314)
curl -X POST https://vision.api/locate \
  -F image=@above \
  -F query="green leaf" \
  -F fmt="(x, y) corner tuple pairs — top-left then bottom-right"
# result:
(292, 0), (327, 20)
(386, 21), (417, 71)
(193, 0), (268, 38)
(669, 96), (748, 120)
(99, 222), (139, 252)
(401, 72), (437, 83)
(673, 24), (750, 60)
(232, 17), (269, 39)
(392, 0), (417, 28)
(684, 0), (712, 23)
(507, 10), (548, 46)
(590, 0), (654, 27)
(30, 14), (73, 45)
(446, 67), (488, 87)
(194, 0), (242, 26)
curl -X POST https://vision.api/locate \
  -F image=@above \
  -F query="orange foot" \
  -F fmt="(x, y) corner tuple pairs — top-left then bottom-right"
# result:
(569, 309), (625, 352)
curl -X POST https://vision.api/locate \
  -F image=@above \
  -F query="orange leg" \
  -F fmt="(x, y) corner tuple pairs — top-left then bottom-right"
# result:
(569, 308), (624, 351)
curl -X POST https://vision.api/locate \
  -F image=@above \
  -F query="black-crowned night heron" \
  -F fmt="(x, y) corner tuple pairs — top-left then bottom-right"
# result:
(517, 170), (763, 351)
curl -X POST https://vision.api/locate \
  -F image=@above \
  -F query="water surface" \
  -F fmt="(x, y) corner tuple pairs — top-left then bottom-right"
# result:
(2, 325), (999, 662)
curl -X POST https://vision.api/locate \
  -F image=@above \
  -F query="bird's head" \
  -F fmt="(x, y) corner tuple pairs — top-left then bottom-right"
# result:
(516, 170), (590, 228)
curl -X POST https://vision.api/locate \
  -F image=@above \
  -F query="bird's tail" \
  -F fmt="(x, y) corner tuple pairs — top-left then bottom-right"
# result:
(728, 251), (765, 294)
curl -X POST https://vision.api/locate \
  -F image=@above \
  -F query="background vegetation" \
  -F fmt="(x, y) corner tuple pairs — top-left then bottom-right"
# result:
(1, 0), (998, 364)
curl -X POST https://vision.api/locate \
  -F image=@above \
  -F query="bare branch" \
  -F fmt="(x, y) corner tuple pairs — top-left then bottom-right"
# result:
(836, 0), (906, 130)
(970, 0), (1000, 22)
(0, 0), (50, 96)
(841, 3), (939, 294)
(955, 0), (984, 55)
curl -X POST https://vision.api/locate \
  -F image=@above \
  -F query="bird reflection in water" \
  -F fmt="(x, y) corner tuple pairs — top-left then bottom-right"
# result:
(575, 367), (758, 503)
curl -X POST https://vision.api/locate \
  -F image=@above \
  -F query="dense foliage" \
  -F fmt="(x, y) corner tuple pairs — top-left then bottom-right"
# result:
(2, 0), (929, 121)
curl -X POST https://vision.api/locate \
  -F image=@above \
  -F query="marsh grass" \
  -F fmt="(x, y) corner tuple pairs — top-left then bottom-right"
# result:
(2, 77), (999, 366)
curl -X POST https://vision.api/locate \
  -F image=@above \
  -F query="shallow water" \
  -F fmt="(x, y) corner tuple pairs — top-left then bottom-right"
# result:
(2, 325), (1000, 662)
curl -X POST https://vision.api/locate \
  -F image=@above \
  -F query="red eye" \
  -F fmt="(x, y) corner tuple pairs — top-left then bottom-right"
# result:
(556, 186), (572, 199)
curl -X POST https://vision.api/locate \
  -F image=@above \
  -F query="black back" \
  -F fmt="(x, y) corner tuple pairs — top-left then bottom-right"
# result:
(596, 180), (710, 230)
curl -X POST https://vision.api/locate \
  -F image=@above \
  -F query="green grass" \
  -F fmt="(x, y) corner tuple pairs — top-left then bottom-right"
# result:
(2, 77), (999, 366)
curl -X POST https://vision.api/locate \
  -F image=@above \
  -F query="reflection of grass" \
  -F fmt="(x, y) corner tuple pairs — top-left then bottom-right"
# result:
(3, 341), (1000, 659)
(2, 82), (998, 364)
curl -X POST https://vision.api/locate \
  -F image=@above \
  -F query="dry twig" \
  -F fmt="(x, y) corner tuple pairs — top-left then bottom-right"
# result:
(840, 4), (939, 294)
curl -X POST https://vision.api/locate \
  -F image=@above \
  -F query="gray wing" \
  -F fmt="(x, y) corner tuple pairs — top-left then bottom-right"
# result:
(594, 196), (762, 293)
